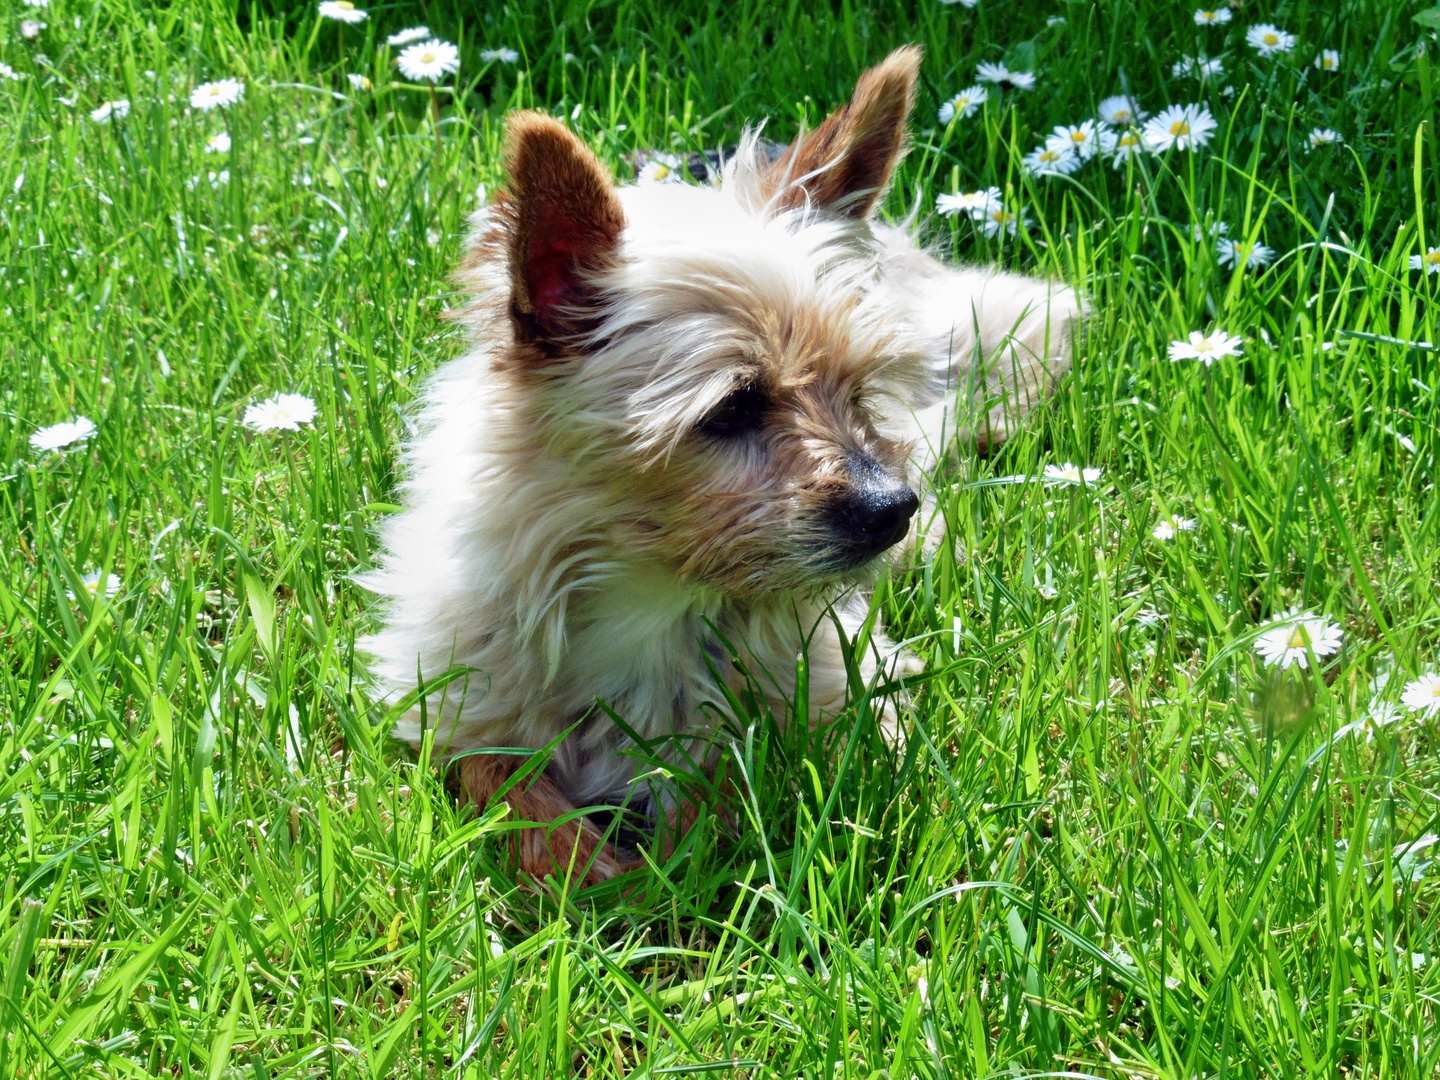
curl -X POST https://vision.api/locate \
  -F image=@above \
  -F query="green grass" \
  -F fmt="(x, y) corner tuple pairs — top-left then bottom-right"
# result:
(3, 0), (1440, 1075)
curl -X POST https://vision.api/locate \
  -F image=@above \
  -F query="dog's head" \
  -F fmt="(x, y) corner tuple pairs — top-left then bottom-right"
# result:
(471, 48), (932, 599)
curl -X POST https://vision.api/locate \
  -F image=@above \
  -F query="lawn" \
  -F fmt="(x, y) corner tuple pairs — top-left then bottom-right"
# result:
(3, 0), (1440, 1075)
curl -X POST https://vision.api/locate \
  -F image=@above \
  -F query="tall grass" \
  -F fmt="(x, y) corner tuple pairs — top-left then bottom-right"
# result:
(1, 0), (1438, 1075)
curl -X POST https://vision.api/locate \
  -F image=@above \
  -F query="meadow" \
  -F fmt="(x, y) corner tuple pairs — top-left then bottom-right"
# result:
(3, 0), (1440, 1075)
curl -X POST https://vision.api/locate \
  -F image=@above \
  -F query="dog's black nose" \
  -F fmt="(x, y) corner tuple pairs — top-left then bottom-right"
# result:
(829, 456), (919, 557)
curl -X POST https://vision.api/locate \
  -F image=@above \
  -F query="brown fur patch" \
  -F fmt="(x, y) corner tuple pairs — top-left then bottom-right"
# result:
(768, 46), (921, 218)
(503, 112), (626, 352)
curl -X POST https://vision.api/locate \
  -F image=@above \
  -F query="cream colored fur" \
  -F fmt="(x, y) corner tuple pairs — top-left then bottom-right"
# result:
(360, 51), (1080, 842)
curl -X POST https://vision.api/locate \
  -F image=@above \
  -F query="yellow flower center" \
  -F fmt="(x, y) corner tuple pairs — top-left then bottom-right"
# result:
(1071, 132), (1086, 142)
(1429, 683), (1440, 698)
(652, 164), (671, 180)
(1286, 627), (1311, 649)
(1201, 10), (1214, 18)
(1170, 121), (1190, 136)
(1263, 33), (1278, 45)
(1323, 57), (1334, 68)
(419, 49), (436, 62)
(1120, 134), (1138, 146)
(1426, 251), (1440, 265)
(1196, 339), (1215, 352)
(993, 210), (1013, 223)
(336, 1), (354, 8)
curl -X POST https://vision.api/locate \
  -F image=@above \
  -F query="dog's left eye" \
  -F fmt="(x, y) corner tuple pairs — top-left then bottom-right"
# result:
(698, 384), (769, 439)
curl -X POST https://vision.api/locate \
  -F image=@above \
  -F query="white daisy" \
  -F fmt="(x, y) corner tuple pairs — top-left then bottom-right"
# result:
(1194, 8), (1231, 24)
(939, 0), (981, 6)
(1334, 703), (1403, 744)
(1046, 120), (1100, 161)
(1023, 143), (1080, 175)
(89, 99), (129, 122)
(1167, 329), (1243, 365)
(1190, 218), (1229, 240)
(346, 73), (372, 91)
(1097, 94), (1146, 126)
(1307, 128), (1342, 150)
(637, 155), (681, 184)
(1143, 103), (1216, 152)
(244, 393), (318, 432)
(1042, 462), (1102, 486)
(204, 131), (231, 153)
(1152, 515), (1197, 540)
(1253, 609), (1343, 670)
(938, 85), (987, 124)
(191, 79), (244, 111)
(1246, 23), (1296, 57)
(30, 416), (97, 453)
(317, 0), (366, 22)
(937, 187), (1002, 218)
(1217, 237), (1275, 269)
(20, 19), (45, 38)
(1101, 128), (1150, 166)
(479, 47), (520, 64)
(387, 26), (430, 46)
(1410, 247), (1440, 274)
(207, 169), (230, 188)
(396, 39), (460, 83)
(1401, 673), (1440, 718)
(1315, 49), (1341, 73)
(980, 203), (1029, 237)
(21, 0), (47, 7)
(1172, 55), (1224, 80)
(71, 570), (122, 602)
(976, 62), (1036, 91)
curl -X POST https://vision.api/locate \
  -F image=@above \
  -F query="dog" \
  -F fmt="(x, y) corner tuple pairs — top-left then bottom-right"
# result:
(361, 46), (1079, 883)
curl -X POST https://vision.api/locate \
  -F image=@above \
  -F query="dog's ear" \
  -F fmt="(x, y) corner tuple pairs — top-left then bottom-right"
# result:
(769, 45), (921, 219)
(502, 112), (625, 349)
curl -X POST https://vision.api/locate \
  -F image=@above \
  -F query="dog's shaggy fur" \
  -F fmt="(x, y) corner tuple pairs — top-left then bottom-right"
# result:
(362, 47), (1080, 883)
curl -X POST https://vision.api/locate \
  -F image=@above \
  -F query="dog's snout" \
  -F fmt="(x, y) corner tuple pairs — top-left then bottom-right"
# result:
(829, 455), (918, 556)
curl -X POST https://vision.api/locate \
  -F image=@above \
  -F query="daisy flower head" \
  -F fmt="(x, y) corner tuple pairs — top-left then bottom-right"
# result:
(1315, 49), (1341, 72)
(89, 99), (129, 123)
(1152, 514), (1197, 541)
(1042, 462), (1102, 487)
(1401, 673), (1440, 718)
(976, 62), (1036, 91)
(1334, 703), (1403, 744)
(387, 26), (430, 46)
(71, 570), (122, 603)
(1023, 143), (1080, 176)
(191, 79), (244, 111)
(1097, 94), (1146, 126)
(317, 0), (366, 22)
(1190, 218), (1228, 241)
(1410, 247), (1440, 274)
(1307, 128), (1342, 150)
(22, 0), (47, 7)
(939, 0), (981, 6)
(1217, 237), (1274, 270)
(937, 187), (1002, 219)
(1172, 55), (1224, 80)
(244, 393), (318, 433)
(396, 39), (460, 83)
(1046, 120), (1101, 161)
(1194, 8), (1231, 24)
(346, 73), (372, 91)
(637, 154), (681, 184)
(1253, 608), (1343, 670)
(980, 202), (1030, 237)
(20, 19), (45, 38)
(479, 47), (520, 64)
(1143, 103), (1216, 152)
(205, 131), (231, 153)
(938, 84), (987, 124)
(1101, 127), (1151, 166)
(1167, 328), (1243, 366)
(30, 416), (97, 453)
(1246, 23), (1296, 57)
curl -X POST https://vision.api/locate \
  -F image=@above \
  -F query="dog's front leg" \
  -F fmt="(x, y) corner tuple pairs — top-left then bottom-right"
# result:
(453, 754), (638, 885)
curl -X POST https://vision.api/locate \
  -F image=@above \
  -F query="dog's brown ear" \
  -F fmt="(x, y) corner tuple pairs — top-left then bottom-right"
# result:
(769, 45), (921, 219)
(503, 112), (625, 348)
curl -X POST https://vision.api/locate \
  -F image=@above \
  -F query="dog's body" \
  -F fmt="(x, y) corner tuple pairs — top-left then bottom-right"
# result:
(362, 47), (1079, 881)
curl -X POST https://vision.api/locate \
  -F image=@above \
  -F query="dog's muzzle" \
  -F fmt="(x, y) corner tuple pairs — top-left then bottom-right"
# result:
(824, 454), (919, 565)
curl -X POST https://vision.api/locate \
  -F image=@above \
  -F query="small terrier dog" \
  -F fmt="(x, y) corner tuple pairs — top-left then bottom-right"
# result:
(363, 46), (1079, 882)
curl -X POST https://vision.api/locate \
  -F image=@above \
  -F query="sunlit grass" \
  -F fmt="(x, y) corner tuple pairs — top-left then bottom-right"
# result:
(1, 0), (1439, 1076)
